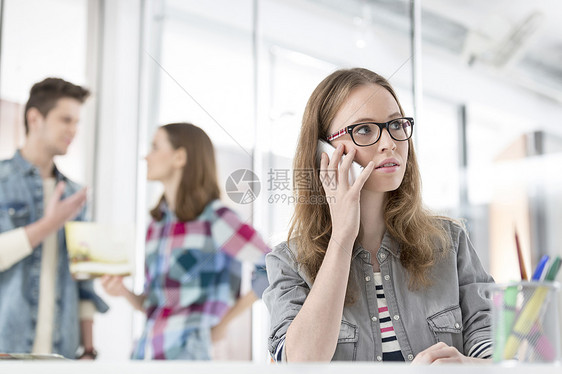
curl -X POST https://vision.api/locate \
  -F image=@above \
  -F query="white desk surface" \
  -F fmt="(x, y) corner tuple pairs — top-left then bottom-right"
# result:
(0, 361), (560, 373)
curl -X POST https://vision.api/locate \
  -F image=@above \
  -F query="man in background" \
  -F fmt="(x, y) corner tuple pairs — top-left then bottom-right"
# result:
(0, 77), (108, 359)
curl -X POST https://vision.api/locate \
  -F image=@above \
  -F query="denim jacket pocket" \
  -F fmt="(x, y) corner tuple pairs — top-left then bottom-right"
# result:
(427, 305), (463, 347)
(332, 320), (359, 361)
(0, 202), (30, 230)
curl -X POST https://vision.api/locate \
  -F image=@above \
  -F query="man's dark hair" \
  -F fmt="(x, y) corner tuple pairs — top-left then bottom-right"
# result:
(24, 77), (90, 134)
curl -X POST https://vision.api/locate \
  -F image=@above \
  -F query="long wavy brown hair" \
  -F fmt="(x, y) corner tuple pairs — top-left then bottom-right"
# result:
(288, 68), (449, 292)
(150, 123), (221, 222)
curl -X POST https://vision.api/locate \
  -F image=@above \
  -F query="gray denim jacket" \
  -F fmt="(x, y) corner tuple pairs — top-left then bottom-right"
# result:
(263, 220), (494, 362)
(0, 151), (108, 358)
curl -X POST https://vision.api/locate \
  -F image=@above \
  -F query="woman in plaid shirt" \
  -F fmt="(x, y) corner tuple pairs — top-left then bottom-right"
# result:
(102, 123), (270, 359)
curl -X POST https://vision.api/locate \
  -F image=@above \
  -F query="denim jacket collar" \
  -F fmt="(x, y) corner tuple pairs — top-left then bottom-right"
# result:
(380, 230), (401, 257)
(352, 230), (401, 259)
(13, 150), (67, 182)
(12, 150), (35, 175)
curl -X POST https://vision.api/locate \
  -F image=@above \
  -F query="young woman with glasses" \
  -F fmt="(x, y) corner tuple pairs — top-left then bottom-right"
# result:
(263, 68), (494, 364)
(101, 123), (270, 360)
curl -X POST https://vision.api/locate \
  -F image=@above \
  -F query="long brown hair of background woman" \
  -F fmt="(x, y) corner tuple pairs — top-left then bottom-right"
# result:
(150, 122), (221, 222)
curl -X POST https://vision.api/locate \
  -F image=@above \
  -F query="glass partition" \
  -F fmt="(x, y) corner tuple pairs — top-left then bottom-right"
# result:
(0, 0), (93, 184)
(143, 0), (415, 361)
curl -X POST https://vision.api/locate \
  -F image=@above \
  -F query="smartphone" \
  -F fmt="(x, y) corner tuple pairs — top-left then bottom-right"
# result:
(317, 140), (364, 185)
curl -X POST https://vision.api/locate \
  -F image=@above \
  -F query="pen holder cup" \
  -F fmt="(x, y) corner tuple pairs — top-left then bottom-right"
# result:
(489, 281), (561, 363)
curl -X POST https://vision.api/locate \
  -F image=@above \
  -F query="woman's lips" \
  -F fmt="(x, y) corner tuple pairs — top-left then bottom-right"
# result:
(375, 165), (399, 173)
(374, 158), (400, 173)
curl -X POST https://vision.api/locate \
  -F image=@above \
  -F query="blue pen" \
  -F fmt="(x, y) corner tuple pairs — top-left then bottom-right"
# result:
(531, 255), (550, 281)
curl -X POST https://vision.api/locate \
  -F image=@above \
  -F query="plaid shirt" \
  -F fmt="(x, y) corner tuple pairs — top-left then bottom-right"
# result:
(132, 199), (270, 360)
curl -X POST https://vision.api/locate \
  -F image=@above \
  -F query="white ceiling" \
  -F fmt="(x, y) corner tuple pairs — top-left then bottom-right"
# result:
(309, 0), (562, 101)
(165, 0), (562, 103)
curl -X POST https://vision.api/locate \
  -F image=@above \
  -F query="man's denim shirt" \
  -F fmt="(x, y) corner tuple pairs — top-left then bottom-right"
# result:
(0, 151), (108, 358)
(263, 220), (494, 362)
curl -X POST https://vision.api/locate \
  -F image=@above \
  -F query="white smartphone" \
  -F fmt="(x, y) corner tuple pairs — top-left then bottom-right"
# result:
(317, 140), (364, 185)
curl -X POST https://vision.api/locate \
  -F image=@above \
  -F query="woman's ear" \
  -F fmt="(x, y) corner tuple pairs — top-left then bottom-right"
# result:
(174, 147), (187, 169)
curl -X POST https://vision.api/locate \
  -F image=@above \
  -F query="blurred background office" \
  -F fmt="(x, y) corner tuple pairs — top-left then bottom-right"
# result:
(1, 0), (561, 362)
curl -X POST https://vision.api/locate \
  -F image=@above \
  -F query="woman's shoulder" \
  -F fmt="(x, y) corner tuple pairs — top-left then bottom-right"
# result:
(208, 199), (246, 215)
(198, 199), (233, 221)
(434, 216), (465, 233)
(266, 239), (313, 284)
(432, 216), (471, 250)
(269, 239), (300, 265)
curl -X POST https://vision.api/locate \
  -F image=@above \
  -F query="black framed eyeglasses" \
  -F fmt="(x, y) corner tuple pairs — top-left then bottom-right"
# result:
(326, 117), (414, 147)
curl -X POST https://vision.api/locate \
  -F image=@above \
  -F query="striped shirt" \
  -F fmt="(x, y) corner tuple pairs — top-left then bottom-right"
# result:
(468, 339), (493, 359)
(373, 273), (404, 361)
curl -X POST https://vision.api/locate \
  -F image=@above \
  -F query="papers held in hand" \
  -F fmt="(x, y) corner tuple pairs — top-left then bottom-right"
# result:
(65, 222), (134, 279)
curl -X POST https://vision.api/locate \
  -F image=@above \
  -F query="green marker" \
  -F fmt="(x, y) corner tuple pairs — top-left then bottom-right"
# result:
(493, 285), (518, 362)
(544, 257), (561, 282)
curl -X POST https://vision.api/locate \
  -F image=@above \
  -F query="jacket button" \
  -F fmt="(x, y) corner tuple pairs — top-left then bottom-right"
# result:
(376, 356), (382, 361)
(384, 275), (390, 281)
(365, 276), (371, 282)
(393, 315), (400, 320)
(371, 316), (378, 322)
(408, 354), (414, 360)
(454, 322), (460, 329)
(379, 253), (386, 260)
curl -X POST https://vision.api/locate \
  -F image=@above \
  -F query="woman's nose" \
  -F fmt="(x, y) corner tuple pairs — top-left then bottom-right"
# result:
(377, 129), (396, 152)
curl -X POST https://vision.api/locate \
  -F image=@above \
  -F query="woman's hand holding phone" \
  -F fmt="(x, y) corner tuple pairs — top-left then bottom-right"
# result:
(317, 140), (363, 185)
(318, 142), (375, 246)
